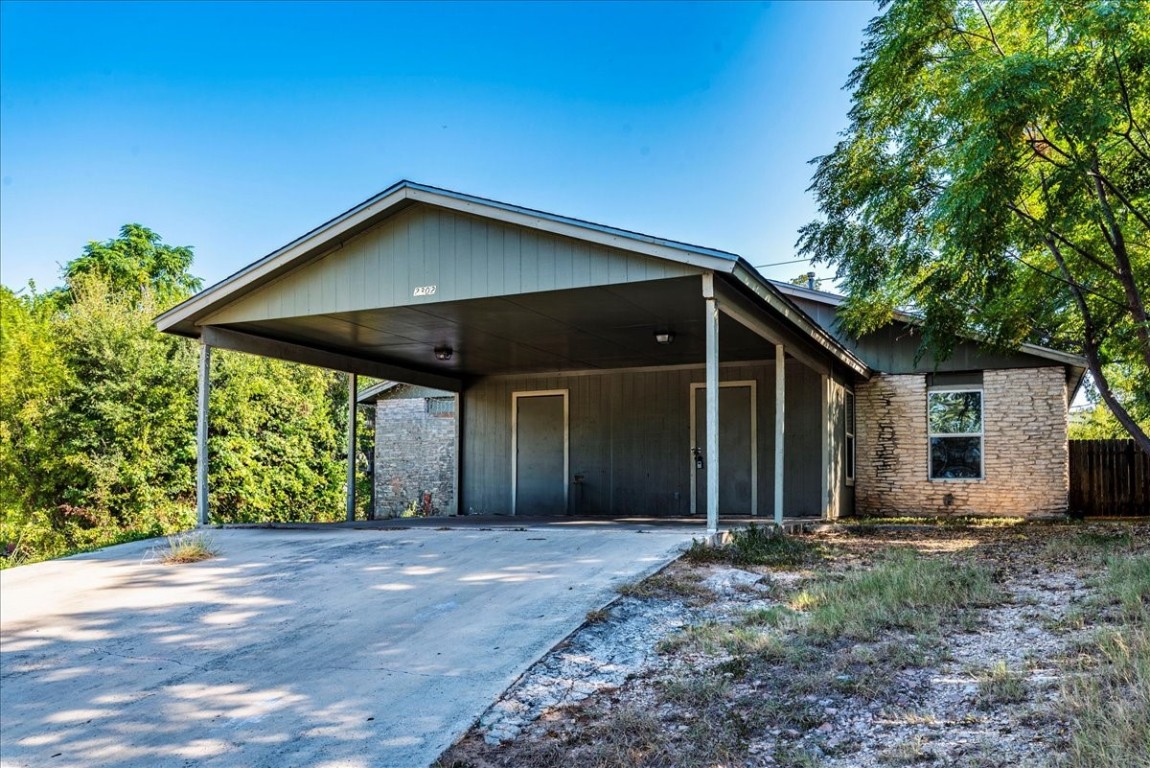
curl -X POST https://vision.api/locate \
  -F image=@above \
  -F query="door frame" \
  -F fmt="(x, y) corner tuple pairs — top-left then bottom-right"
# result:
(689, 380), (758, 516)
(511, 389), (570, 516)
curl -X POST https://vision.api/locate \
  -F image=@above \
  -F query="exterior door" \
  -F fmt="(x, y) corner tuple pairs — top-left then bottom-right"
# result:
(513, 391), (568, 516)
(692, 383), (756, 516)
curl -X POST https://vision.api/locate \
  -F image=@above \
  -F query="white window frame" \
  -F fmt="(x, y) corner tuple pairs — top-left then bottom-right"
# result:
(927, 386), (984, 481)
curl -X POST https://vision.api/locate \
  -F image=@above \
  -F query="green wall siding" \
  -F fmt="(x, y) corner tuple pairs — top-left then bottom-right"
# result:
(460, 361), (825, 518)
(204, 206), (700, 325)
(788, 296), (1064, 374)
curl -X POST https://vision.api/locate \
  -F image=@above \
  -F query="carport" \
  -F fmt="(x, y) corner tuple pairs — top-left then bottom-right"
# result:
(156, 182), (870, 532)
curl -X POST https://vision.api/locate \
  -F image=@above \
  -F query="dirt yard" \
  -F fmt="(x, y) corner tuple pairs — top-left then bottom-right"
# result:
(436, 520), (1150, 768)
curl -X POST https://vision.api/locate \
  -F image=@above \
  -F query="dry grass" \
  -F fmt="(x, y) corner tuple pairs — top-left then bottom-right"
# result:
(973, 660), (1029, 709)
(1058, 552), (1150, 768)
(584, 607), (610, 624)
(160, 531), (218, 564)
(793, 548), (1002, 640)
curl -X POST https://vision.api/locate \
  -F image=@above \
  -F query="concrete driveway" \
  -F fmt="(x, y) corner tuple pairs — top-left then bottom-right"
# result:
(0, 523), (698, 767)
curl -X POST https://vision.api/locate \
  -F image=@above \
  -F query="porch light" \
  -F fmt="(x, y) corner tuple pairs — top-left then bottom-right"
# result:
(434, 345), (454, 361)
(654, 331), (675, 345)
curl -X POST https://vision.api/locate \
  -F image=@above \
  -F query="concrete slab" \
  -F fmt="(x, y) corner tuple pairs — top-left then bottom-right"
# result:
(0, 525), (697, 767)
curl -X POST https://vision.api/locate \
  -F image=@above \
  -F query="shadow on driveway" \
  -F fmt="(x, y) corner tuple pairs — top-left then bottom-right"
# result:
(1, 525), (697, 767)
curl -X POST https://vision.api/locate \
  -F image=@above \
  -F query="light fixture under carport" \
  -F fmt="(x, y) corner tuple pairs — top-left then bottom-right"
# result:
(434, 345), (454, 361)
(654, 330), (675, 345)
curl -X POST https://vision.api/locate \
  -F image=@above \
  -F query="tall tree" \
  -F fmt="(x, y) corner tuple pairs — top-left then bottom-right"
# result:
(799, 0), (1150, 453)
(62, 224), (202, 304)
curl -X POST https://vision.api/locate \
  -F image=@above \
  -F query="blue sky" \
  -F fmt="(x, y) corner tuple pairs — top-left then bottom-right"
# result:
(0, 0), (877, 292)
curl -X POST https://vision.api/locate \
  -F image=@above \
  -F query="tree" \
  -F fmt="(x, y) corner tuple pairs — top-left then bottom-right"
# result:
(62, 224), (202, 305)
(798, 0), (1150, 453)
(2, 225), (354, 564)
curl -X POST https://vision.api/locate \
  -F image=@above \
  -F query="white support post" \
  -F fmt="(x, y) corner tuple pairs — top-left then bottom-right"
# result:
(821, 374), (831, 520)
(346, 373), (358, 522)
(704, 276), (720, 535)
(774, 343), (785, 527)
(196, 343), (211, 526)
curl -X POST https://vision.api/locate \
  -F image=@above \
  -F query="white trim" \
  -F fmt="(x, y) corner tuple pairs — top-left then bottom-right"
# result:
(688, 380), (758, 517)
(844, 389), (856, 486)
(774, 343), (785, 526)
(821, 374), (831, 519)
(510, 389), (570, 516)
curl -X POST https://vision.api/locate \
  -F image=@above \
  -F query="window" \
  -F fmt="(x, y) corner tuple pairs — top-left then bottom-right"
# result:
(844, 391), (856, 484)
(928, 388), (983, 479)
(425, 396), (455, 417)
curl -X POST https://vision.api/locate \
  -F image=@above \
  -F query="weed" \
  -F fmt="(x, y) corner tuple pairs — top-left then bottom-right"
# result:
(660, 674), (730, 709)
(879, 735), (936, 765)
(1102, 554), (1150, 618)
(973, 660), (1029, 709)
(775, 745), (827, 767)
(618, 569), (711, 601)
(741, 605), (798, 628)
(160, 531), (218, 564)
(1042, 529), (1135, 562)
(1058, 554), (1150, 768)
(584, 607), (610, 624)
(684, 525), (822, 568)
(794, 549), (1001, 640)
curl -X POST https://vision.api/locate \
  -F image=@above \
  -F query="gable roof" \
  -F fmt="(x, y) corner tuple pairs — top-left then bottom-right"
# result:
(770, 280), (1090, 370)
(156, 181), (872, 379)
(156, 181), (739, 335)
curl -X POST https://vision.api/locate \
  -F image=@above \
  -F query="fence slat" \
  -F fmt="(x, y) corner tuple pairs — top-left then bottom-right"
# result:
(1069, 439), (1150, 516)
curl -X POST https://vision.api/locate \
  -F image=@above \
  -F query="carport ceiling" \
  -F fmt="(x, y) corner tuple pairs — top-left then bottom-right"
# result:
(217, 276), (781, 378)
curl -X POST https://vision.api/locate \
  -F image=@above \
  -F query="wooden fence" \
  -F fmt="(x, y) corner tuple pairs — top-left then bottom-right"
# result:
(1069, 440), (1150, 516)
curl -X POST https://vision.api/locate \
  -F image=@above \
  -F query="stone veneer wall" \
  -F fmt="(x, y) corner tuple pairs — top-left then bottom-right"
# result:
(855, 367), (1068, 516)
(373, 397), (455, 517)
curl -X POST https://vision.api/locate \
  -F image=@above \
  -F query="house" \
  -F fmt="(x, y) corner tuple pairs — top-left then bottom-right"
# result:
(358, 380), (457, 518)
(156, 181), (1085, 528)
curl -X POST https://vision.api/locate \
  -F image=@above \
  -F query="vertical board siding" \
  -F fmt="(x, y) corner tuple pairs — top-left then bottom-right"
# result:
(1069, 440), (1150, 516)
(461, 361), (828, 518)
(202, 206), (700, 325)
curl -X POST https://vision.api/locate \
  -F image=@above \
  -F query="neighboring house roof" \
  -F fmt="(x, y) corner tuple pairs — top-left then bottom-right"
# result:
(357, 380), (453, 403)
(155, 180), (872, 380)
(357, 380), (400, 402)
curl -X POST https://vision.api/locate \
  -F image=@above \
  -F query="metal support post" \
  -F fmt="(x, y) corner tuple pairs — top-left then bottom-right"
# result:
(346, 373), (358, 522)
(196, 343), (211, 526)
(775, 343), (785, 527)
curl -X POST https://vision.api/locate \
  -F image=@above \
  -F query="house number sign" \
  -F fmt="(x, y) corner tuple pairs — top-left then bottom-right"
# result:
(412, 285), (437, 297)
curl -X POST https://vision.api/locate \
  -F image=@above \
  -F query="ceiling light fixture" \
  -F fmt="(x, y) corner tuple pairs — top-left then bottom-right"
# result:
(654, 331), (675, 345)
(434, 345), (454, 361)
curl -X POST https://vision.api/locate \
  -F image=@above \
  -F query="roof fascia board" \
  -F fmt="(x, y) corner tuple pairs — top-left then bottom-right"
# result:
(201, 326), (462, 393)
(731, 263), (871, 378)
